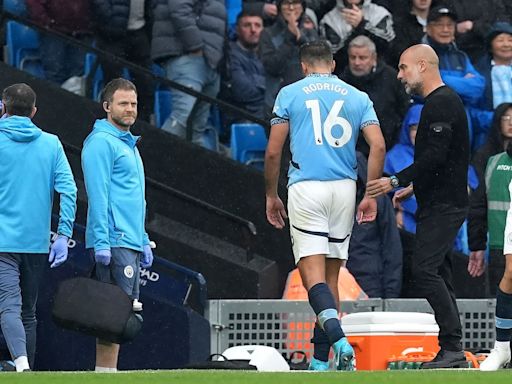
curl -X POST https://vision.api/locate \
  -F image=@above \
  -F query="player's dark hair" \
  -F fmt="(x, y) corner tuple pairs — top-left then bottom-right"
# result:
(101, 78), (137, 104)
(2, 83), (36, 117)
(300, 40), (333, 66)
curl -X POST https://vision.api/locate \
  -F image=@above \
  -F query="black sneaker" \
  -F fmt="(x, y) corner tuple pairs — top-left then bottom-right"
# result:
(0, 361), (15, 372)
(420, 350), (468, 369)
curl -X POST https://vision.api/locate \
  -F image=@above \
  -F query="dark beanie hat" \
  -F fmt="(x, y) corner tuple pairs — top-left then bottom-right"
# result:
(486, 21), (512, 47)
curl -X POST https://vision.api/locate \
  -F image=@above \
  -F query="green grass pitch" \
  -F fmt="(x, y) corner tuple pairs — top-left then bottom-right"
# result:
(0, 370), (510, 384)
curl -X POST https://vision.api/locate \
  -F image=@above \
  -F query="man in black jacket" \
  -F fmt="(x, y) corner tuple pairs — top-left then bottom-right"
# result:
(367, 44), (469, 369)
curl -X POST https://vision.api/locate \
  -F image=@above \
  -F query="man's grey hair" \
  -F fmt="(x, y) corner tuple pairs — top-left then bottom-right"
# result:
(348, 35), (377, 55)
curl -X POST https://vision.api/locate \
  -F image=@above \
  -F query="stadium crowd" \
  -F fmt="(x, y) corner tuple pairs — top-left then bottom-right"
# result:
(1, 0), (512, 372)
(1, 0), (512, 299)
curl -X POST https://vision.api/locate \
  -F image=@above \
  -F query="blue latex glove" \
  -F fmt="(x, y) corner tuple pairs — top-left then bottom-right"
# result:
(95, 249), (111, 266)
(141, 244), (154, 269)
(48, 235), (69, 268)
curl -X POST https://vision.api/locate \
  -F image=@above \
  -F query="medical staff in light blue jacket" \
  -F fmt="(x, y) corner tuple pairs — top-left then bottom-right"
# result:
(81, 78), (153, 372)
(0, 83), (77, 372)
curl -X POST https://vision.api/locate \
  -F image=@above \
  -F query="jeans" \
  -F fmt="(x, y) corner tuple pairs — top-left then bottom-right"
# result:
(40, 35), (88, 84)
(412, 204), (467, 351)
(0, 253), (46, 367)
(162, 54), (220, 150)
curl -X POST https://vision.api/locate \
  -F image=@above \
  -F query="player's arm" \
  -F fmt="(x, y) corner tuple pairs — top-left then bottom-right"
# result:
(362, 123), (385, 183)
(358, 123), (385, 223)
(264, 119), (289, 229)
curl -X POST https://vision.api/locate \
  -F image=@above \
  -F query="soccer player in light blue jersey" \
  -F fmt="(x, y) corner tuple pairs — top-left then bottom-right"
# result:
(264, 40), (385, 371)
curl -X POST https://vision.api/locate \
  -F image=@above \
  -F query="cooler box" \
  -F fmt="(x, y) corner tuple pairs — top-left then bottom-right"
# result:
(342, 312), (439, 370)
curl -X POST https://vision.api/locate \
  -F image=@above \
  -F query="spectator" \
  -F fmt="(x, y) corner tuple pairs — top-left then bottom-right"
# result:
(346, 152), (403, 299)
(220, 11), (266, 131)
(0, 83), (77, 371)
(92, 0), (154, 123)
(243, 0), (279, 26)
(259, 0), (318, 117)
(319, 0), (395, 73)
(468, 103), (512, 296)
(151, 0), (226, 150)
(422, 5), (487, 149)
(388, 0), (434, 68)
(26, 0), (93, 85)
(340, 35), (410, 155)
(476, 22), (512, 111)
(445, 0), (507, 64)
(82, 79), (154, 372)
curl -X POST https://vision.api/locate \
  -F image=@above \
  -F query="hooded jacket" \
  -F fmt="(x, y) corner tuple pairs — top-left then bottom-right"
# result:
(320, 0), (395, 54)
(0, 116), (77, 253)
(384, 104), (422, 233)
(422, 35), (485, 107)
(82, 119), (150, 253)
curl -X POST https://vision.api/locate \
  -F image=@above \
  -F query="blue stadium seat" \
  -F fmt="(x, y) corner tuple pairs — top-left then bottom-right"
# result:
(83, 53), (104, 101)
(230, 123), (268, 170)
(3, 0), (27, 16)
(20, 57), (44, 78)
(154, 88), (172, 128)
(5, 21), (41, 69)
(225, 0), (242, 39)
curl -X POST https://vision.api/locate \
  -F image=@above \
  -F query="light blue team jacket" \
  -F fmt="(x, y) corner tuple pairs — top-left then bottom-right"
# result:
(0, 116), (77, 253)
(82, 119), (150, 252)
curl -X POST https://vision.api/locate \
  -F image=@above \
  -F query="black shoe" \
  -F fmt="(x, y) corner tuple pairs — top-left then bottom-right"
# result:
(22, 369), (31, 372)
(420, 350), (468, 369)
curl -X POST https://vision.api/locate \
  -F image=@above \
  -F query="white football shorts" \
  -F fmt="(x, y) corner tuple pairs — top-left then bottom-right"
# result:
(288, 179), (356, 264)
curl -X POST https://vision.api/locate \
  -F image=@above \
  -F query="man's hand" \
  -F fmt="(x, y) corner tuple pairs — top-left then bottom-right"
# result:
(457, 20), (473, 34)
(263, 3), (278, 17)
(392, 185), (414, 208)
(141, 244), (154, 269)
(468, 250), (485, 277)
(266, 195), (288, 229)
(356, 196), (377, 224)
(366, 177), (393, 198)
(48, 235), (69, 268)
(95, 249), (111, 266)
(341, 4), (363, 28)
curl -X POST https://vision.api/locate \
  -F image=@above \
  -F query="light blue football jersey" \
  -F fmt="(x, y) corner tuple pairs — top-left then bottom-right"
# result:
(271, 74), (379, 187)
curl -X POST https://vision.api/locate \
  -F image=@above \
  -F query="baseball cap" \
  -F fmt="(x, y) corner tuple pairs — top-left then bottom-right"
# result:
(427, 5), (458, 24)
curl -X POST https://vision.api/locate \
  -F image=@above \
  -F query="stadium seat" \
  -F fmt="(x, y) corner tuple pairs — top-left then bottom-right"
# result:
(154, 88), (220, 151)
(3, 0), (27, 16)
(225, 0), (242, 39)
(83, 53), (104, 101)
(230, 123), (268, 170)
(20, 56), (44, 78)
(154, 88), (172, 128)
(5, 21), (41, 69)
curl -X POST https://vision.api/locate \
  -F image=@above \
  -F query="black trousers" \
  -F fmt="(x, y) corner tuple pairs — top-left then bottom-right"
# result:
(413, 204), (467, 351)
